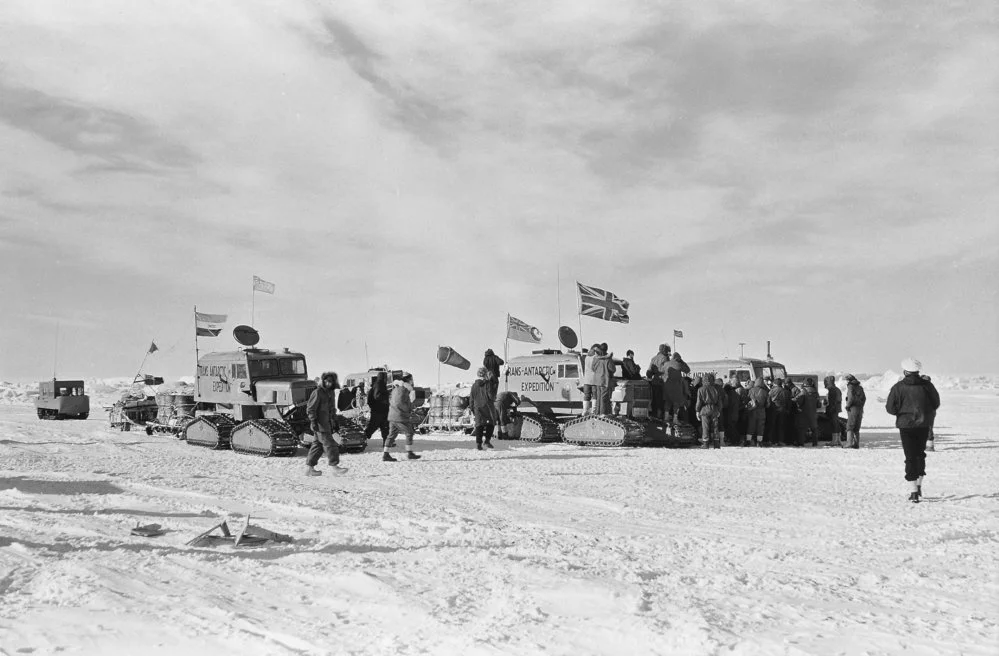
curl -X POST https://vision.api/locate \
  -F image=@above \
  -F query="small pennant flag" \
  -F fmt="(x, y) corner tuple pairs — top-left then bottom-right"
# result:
(577, 282), (630, 324)
(195, 311), (227, 337)
(253, 276), (275, 294)
(148, 341), (159, 354)
(507, 315), (542, 343)
(673, 329), (683, 338)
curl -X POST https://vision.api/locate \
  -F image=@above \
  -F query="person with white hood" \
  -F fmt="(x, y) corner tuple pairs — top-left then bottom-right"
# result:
(885, 358), (940, 502)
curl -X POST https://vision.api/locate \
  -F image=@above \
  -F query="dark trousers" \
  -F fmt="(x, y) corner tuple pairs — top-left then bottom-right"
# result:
(474, 421), (495, 445)
(765, 410), (785, 445)
(364, 412), (389, 440)
(700, 414), (719, 444)
(724, 416), (739, 444)
(900, 427), (929, 481)
(306, 430), (339, 466)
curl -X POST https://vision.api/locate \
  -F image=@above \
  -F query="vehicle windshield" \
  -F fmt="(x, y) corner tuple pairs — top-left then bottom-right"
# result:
(771, 367), (786, 379)
(280, 358), (306, 376)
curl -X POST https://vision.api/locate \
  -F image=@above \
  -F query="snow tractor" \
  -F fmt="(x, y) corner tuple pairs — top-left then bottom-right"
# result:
(183, 331), (315, 456)
(35, 379), (89, 420)
(503, 350), (697, 447)
(106, 375), (163, 430)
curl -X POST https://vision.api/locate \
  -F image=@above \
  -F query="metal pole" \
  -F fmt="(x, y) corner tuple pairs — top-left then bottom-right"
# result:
(53, 321), (59, 379)
(194, 306), (200, 391)
(739, 342), (745, 358)
(251, 286), (255, 328)
(556, 264), (562, 335)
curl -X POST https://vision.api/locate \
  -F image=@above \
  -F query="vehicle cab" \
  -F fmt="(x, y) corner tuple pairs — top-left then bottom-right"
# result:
(686, 358), (788, 386)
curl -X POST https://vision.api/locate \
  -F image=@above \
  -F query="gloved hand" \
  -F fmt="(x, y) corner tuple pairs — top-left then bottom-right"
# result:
(331, 431), (342, 446)
(310, 422), (318, 434)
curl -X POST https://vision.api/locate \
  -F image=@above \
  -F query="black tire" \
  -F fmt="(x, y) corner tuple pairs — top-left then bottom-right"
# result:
(36, 409), (44, 420)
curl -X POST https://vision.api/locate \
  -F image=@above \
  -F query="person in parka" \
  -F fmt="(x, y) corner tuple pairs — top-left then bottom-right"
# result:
(482, 349), (504, 397)
(745, 377), (769, 446)
(784, 378), (801, 446)
(844, 374), (866, 449)
(305, 372), (346, 476)
(364, 371), (390, 443)
(649, 344), (671, 417)
(384, 374), (421, 461)
(766, 379), (789, 446)
(663, 353), (690, 430)
(620, 350), (642, 380)
(723, 379), (741, 446)
(824, 376), (844, 446)
(581, 345), (599, 415)
(647, 365), (664, 420)
(469, 367), (496, 450)
(795, 378), (820, 446)
(590, 345), (616, 415)
(695, 372), (724, 448)
(886, 359), (940, 502)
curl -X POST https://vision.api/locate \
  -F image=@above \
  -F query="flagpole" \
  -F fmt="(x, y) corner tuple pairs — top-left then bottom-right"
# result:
(194, 305), (200, 392)
(504, 315), (510, 392)
(556, 264), (562, 336)
(575, 283), (584, 351)
(251, 283), (256, 328)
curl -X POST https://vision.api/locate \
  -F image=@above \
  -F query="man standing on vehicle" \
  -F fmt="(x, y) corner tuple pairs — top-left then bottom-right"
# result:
(305, 371), (347, 476)
(824, 376), (844, 447)
(663, 352), (690, 434)
(590, 345), (616, 415)
(384, 374), (421, 462)
(844, 374), (866, 449)
(886, 359), (940, 502)
(621, 350), (642, 380)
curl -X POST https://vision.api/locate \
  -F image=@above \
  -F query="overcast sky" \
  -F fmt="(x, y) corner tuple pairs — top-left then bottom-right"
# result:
(1, 0), (996, 385)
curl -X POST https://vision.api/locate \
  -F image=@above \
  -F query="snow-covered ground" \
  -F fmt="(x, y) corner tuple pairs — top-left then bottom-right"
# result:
(1, 388), (996, 656)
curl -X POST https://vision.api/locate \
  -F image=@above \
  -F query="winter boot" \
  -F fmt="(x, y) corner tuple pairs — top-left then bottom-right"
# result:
(714, 437), (721, 449)
(832, 432), (843, 447)
(582, 400), (591, 416)
(485, 440), (494, 449)
(407, 451), (421, 460)
(917, 476), (924, 499)
(382, 452), (397, 462)
(328, 464), (348, 475)
(909, 480), (920, 503)
(927, 440), (935, 452)
(305, 466), (322, 477)
(700, 441), (710, 449)
(476, 443), (483, 451)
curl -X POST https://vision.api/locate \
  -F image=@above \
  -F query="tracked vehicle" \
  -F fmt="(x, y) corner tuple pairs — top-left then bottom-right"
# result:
(183, 326), (315, 457)
(35, 379), (90, 420)
(503, 349), (698, 447)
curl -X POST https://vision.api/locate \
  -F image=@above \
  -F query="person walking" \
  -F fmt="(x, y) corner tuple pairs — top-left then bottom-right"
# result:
(844, 374), (866, 449)
(695, 372), (723, 449)
(886, 359), (940, 502)
(364, 371), (390, 444)
(824, 376), (844, 447)
(469, 368), (495, 450)
(746, 377), (769, 446)
(921, 375), (937, 451)
(384, 374), (421, 462)
(784, 378), (801, 446)
(305, 372), (347, 476)
(591, 345), (616, 415)
(796, 378), (820, 446)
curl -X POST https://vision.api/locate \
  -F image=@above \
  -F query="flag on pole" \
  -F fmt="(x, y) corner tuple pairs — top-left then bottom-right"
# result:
(673, 329), (683, 338)
(148, 341), (159, 354)
(507, 315), (542, 343)
(577, 282), (630, 324)
(195, 311), (227, 337)
(253, 276), (275, 294)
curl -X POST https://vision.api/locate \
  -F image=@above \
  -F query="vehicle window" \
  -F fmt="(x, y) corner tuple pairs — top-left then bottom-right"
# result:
(559, 364), (579, 378)
(249, 359), (277, 377)
(759, 367), (772, 378)
(730, 370), (752, 382)
(772, 367), (786, 379)
(280, 358), (306, 375)
(234, 364), (247, 379)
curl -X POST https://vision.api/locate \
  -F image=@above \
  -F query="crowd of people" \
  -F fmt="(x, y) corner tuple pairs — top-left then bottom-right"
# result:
(300, 347), (941, 503)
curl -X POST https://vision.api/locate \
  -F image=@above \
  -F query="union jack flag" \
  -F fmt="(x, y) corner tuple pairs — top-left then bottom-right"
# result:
(577, 282), (630, 324)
